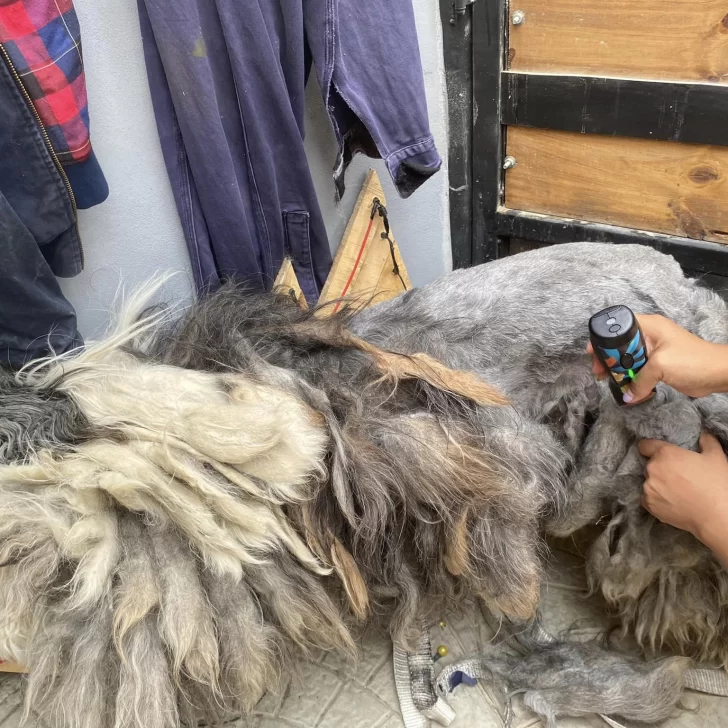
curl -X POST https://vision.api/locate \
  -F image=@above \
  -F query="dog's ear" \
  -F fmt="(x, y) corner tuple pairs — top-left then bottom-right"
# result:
(289, 317), (509, 407)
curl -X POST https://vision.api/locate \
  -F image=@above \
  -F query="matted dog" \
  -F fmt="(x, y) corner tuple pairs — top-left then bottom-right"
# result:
(0, 243), (724, 727)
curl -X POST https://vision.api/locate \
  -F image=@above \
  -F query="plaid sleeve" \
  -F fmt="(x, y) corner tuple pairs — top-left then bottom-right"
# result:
(0, 0), (91, 165)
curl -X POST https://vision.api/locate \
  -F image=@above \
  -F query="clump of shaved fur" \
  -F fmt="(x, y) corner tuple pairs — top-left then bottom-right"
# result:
(474, 641), (690, 727)
(143, 286), (557, 630)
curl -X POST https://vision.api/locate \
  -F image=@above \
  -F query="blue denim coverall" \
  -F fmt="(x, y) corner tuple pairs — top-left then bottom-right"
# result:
(138, 0), (441, 303)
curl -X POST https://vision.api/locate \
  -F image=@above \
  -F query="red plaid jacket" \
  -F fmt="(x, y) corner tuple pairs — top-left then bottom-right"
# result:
(0, 0), (91, 165)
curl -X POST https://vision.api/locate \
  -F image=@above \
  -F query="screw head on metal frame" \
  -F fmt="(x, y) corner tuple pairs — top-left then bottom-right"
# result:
(503, 156), (517, 170)
(512, 10), (526, 25)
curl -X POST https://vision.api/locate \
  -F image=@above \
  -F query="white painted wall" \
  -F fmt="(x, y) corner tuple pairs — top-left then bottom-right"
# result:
(62, 0), (450, 337)
(59, 0), (193, 337)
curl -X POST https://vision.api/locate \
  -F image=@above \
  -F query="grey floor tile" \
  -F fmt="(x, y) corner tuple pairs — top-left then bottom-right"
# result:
(316, 684), (391, 728)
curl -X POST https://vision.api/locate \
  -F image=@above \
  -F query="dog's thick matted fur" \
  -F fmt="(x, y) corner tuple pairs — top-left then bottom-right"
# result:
(351, 243), (728, 668)
(0, 280), (548, 727)
(0, 242), (727, 727)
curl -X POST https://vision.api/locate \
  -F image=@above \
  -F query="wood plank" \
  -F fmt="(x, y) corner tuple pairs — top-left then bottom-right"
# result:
(319, 169), (411, 311)
(273, 257), (307, 309)
(509, 238), (543, 255)
(508, 0), (728, 83)
(472, 0), (506, 264)
(505, 127), (728, 245)
(440, 0), (474, 269)
(495, 209), (728, 275)
(502, 73), (728, 148)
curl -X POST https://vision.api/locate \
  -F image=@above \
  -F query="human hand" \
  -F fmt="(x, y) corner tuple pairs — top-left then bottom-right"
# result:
(587, 314), (728, 403)
(639, 433), (728, 545)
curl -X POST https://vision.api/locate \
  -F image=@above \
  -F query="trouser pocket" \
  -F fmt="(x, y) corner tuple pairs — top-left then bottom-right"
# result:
(283, 210), (318, 306)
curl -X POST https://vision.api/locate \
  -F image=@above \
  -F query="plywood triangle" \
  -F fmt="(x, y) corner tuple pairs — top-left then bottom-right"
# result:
(318, 169), (411, 311)
(273, 256), (308, 309)
(274, 169), (412, 313)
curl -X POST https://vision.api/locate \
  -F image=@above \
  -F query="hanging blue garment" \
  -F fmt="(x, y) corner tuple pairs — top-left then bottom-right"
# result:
(137, 0), (441, 303)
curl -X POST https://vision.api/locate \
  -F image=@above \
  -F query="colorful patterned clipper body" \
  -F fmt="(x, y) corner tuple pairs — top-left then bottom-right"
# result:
(589, 305), (651, 406)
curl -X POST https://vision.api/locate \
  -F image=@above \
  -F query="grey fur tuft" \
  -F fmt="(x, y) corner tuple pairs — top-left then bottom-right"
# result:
(478, 641), (690, 727)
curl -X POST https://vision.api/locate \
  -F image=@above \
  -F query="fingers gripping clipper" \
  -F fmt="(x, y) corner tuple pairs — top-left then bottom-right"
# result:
(589, 305), (652, 405)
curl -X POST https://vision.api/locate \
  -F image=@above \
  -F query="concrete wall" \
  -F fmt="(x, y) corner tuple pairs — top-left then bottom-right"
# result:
(59, 0), (193, 337)
(62, 0), (450, 337)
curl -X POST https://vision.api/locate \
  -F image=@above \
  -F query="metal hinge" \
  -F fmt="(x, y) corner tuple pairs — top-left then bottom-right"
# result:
(453, 0), (476, 11)
(450, 0), (475, 24)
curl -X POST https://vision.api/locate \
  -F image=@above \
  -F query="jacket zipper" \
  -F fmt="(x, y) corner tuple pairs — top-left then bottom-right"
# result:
(0, 41), (83, 268)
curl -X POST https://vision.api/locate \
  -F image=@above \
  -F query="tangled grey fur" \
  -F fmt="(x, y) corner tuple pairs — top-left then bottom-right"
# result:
(0, 368), (92, 462)
(475, 640), (690, 727)
(0, 242), (727, 727)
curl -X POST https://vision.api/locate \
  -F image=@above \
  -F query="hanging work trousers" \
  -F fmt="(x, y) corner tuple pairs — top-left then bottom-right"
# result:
(137, 0), (441, 304)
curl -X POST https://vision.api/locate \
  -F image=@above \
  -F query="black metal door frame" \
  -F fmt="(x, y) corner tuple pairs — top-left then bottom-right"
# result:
(440, 0), (728, 278)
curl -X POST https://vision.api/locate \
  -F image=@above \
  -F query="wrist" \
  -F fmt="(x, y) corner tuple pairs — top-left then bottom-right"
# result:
(706, 344), (728, 394)
(694, 503), (728, 551)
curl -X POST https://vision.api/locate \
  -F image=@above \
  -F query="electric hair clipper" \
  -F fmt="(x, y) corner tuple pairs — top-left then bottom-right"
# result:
(589, 305), (652, 405)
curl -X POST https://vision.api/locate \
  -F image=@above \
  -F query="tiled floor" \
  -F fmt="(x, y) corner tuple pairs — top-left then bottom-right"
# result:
(3, 549), (727, 727)
(0, 671), (28, 728)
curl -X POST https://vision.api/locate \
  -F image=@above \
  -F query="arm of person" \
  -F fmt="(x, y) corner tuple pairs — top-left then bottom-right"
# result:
(640, 434), (728, 568)
(588, 314), (728, 402)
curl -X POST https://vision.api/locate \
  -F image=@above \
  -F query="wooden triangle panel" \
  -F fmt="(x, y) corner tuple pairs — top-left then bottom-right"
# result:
(318, 169), (411, 311)
(273, 257), (308, 309)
